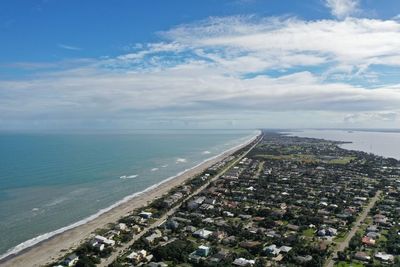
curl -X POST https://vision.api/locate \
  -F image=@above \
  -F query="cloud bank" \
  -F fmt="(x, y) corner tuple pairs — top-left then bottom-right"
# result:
(1, 15), (400, 129)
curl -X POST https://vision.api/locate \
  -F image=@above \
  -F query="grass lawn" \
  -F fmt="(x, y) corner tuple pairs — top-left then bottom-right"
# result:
(302, 228), (315, 237)
(335, 261), (364, 267)
(328, 156), (356, 164)
(364, 217), (372, 225)
(334, 232), (348, 243)
(378, 231), (388, 243)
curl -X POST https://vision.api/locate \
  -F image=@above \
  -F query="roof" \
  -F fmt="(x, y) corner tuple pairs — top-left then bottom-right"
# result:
(232, 258), (255, 266)
(193, 229), (213, 238)
(279, 245), (292, 253)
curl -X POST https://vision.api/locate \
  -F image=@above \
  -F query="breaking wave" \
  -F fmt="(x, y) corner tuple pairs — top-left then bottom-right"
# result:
(0, 130), (260, 261)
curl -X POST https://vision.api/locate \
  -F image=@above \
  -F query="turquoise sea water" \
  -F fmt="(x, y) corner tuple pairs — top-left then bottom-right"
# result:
(0, 130), (258, 258)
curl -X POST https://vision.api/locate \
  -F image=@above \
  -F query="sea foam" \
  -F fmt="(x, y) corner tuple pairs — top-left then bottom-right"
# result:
(0, 130), (260, 261)
(176, 158), (187, 163)
(120, 174), (138, 179)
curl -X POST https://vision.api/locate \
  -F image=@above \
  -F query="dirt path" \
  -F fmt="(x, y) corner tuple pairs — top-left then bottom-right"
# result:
(324, 190), (382, 267)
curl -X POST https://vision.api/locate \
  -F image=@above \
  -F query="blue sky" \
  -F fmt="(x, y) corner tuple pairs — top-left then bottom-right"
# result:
(1, 0), (399, 63)
(1, 0), (400, 130)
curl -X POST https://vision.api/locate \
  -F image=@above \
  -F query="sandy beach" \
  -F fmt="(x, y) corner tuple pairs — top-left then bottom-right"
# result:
(0, 134), (258, 267)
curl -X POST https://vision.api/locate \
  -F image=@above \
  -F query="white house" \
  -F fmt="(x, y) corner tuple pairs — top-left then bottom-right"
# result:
(232, 258), (255, 266)
(193, 229), (213, 239)
(95, 235), (115, 246)
(63, 253), (79, 267)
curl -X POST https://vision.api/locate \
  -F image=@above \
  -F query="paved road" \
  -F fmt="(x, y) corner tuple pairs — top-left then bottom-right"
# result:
(324, 190), (382, 267)
(99, 136), (262, 266)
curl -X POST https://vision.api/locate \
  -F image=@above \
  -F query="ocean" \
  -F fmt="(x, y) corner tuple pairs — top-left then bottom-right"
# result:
(0, 129), (258, 258)
(288, 129), (400, 160)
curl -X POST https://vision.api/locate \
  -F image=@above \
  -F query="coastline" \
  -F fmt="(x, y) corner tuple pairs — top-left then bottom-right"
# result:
(285, 129), (400, 160)
(0, 131), (260, 267)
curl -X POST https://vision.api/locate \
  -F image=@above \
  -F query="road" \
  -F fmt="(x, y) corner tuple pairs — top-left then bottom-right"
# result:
(324, 190), (382, 267)
(99, 135), (262, 266)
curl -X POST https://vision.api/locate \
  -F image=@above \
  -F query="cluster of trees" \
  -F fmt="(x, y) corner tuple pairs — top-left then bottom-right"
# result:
(386, 227), (400, 254)
(153, 240), (196, 263)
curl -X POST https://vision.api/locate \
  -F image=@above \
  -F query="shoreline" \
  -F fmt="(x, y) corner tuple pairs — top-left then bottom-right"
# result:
(285, 129), (400, 160)
(0, 131), (260, 267)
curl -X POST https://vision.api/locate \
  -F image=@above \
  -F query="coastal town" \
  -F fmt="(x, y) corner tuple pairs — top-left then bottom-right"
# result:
(47, 131), (400, 267)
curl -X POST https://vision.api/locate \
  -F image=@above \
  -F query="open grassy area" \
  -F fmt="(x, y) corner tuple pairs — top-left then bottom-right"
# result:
(254, 154), (356, 165)
(334, 232), (348, 243)
(328, 156), (357, 164)
(254, 154), (317, 162)
(302, 228), (315, 237)
(378, 229), (388, 243)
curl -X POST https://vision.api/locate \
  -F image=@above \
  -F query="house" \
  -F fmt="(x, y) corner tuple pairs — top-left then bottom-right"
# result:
(354, 251), (371, 262)
(145, 230), (162, 244)
(93, 242), (105, 251)
(63, 253), (79, 267)
(95, 235), (115, 246)
(139, 211), (153, 219)
(239, 214), (252, 220)
(165, 220), (179, 230)
(362, 236), (376, 246)
(163, 192), (184, 207)
(366, 232), (379, 239)
(374, 214), (388, 224)
(239, 241), (261, 249)
(279, 246), (292, 253)
(147, 262), (168, 267)
(184, 225), (197, 233)
(264, 244), (280, 256)
(116, 223), (128, 231)
(197, 245), (210, 257)
(273, 254), (284, 262)
(204, 198), (216, 205)
(222, 235), (236, 245)
(212, 231), (227, 241)
(126, 249), (149, 264)
(193, 229), (213, 239)
(223, 211), (234, 217)
(189, 245), (210, 263)
(209, 250), (230, 263)
(106, 230), (120, 239)
(132, 225), (141, 234)
(286, 224), (300, 231)
(317, 227), (337, 237)
(366, 225), (378, 232)
(375, 252), (394, 262)
(295, 255), (313, 264)
(232, 258), (255, 266)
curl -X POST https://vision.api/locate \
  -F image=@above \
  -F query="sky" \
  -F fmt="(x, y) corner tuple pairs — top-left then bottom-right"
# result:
(1, 0), (400, 130)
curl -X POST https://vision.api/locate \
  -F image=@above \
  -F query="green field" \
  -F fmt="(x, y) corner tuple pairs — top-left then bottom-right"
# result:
(302, 228), (315, 237)
(328, 156), (356, 164)
(334, 232), (348, 242)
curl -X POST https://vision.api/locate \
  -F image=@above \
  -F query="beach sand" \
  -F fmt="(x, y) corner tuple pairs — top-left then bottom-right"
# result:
(0, 135), (257, 267)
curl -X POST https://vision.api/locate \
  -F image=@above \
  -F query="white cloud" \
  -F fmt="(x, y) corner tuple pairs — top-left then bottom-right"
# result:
(163, 16), (400, 72)
(344, 111), (399, 124)
(325, 0), (360, 19)
(2, 16), (400, 129)
(58, 44), (82, 51)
